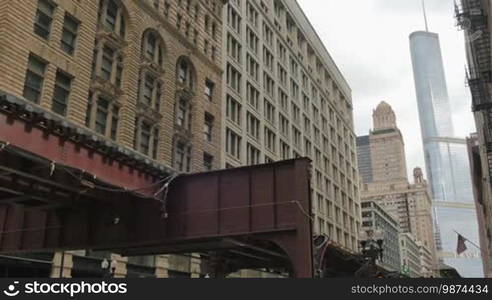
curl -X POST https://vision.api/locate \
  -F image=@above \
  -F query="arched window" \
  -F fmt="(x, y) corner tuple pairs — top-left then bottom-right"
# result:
(142, 30), (164, 66)
(98, 0), (127, 38)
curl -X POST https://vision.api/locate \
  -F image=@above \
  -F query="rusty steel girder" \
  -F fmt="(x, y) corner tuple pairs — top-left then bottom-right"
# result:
(0, 99), (314, 277)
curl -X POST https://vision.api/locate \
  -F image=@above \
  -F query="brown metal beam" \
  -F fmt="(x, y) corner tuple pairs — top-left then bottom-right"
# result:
(0, 142), (314, 277)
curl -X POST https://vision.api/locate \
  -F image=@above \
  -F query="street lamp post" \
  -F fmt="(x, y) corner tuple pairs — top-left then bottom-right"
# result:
(358, 228), (385, 275)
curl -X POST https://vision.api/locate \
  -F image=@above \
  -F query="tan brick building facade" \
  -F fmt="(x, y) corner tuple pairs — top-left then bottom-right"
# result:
(0, 0), (226, 277)
(369, 102), (408, 183)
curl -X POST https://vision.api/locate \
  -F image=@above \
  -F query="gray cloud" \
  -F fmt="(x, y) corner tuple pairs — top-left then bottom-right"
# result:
(372, 0), (452, 15)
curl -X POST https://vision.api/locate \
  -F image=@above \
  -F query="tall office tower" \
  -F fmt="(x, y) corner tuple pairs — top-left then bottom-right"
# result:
(357, 102), (407, 184)
(357, 102), (437, 277)
(0, 0), (226, 278)
(456, 0), (492, 278)
(409, 26), (484, 276)
(222, 0), (361, 252)
(369, 102), (408, 183)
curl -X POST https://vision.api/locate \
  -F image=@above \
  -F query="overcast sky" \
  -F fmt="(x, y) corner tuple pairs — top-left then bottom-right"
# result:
(298, 0), (475, 179)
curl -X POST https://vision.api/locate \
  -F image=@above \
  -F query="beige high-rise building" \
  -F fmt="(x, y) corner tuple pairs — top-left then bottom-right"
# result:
(0, 0), (227, 278)
(357, 101), (437, 277)
(221, 0), (361, 252)
(369, 101), (408, 183)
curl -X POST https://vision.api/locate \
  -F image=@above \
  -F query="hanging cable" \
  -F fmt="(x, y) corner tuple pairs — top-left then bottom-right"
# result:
(154, 173), (180, 218)
(0, 141), (9, 152)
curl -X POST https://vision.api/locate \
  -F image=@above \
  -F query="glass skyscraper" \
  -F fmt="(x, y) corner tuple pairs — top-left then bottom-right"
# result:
(410, 31), (484, 277)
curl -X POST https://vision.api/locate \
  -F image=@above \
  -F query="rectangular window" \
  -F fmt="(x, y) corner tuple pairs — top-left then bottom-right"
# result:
(246, 54), (259, 82)
(262, 22), (273, 46)
(34, 0), (56, 39)
(226, 63), (241, 93)
(204, 113), (214, 142)
(227, 33), (242, 63)
(278, 65), (287, 87)
(291, 79), (299, 101)
(101, 46), (114, 81)
(279, 113), (289, 137)
(226, 95), (241, 125)
(292, 103), (300, 124)
(227, 5), (241, 34)
(293, 126), (301, 149)
(264, 100), (275, 125)
(277, 40), (286, 63)
(304, 115), (311, 135)
(263, 47), (274, 73)
(52, 70), (72, 116)
(175, 142), (191, 172)
(280, 140), (290, 160)
(203, 153), (214, 171)
(246, 82), (259, 109)
(205, 80), (214, 102)
(263, 72), (274, 97)
(279, 89), (288, 111)
(152, 128), (159, 159)
(143, 75), (154, 106)
(140, 122), (151, 155)
(304, 138), (312, 157)
(290, 57), (298, 79)
(23, 54), (47, 103)
(226, 128), (241, 159)
(61, 14), (79, 55)
(246, 112), (260, 140)
(176, 99), (189, 128)
(111, 106), (119, 140)
(246, 1), (258, 28)
(95, 97), (109, 135)
(264, 128), (276, 152)
(246, 27), (258, 54)
(247, 143), (260, 165)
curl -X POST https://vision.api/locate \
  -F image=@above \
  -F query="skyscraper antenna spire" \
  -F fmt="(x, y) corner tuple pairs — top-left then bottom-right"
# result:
(422, 0), (429, 31)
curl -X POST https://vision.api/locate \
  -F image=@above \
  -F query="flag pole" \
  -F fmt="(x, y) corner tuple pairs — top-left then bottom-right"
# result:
(453, 230), (484, 253)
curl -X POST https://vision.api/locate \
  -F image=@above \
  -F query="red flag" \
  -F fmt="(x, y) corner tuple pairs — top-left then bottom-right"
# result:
(457, 234), (467, 255)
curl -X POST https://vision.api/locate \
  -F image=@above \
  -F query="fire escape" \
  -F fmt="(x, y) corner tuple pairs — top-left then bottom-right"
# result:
(456, 0), (492, 174)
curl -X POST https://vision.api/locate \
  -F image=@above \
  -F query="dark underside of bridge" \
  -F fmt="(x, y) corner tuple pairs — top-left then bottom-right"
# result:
(0, 91), (380, 278)
(0, 91), (318, 277)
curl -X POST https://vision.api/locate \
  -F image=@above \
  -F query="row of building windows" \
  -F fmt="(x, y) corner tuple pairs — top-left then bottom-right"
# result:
(34, 0), (81, 55)
(26, 0), (220, 173)
(224, 11), (359, 217)
(225, 101), (357, 172)
(224, 0), (358, 250)
(226, 0), (354, 135)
